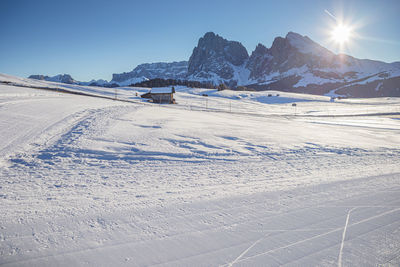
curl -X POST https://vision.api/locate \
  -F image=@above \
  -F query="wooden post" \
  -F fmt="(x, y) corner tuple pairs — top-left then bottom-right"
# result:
(292, 103), (297, 116)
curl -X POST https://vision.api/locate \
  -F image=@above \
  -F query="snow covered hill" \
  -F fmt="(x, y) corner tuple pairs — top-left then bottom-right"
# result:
(1, 75), (400, 266)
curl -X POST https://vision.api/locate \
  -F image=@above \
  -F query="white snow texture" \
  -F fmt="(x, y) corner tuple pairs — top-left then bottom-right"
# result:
(0, 73), (400, 266)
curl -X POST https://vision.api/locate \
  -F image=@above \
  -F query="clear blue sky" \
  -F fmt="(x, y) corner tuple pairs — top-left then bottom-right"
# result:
(0, 0), (399, 81)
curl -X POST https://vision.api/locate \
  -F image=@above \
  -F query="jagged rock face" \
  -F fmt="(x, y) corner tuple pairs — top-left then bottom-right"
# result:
(111, 61), (188, 83)
(54, 74), (76, 84)
(188, 32), (249, 81)
(245, 32), (400, 97)
(246, 32), (340, 81)
(246, 43), (272, 80)
(28, 75), (47, 80)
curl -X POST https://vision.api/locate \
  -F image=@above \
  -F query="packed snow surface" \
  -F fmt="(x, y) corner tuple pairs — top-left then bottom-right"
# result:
(1, 74), (400, 266)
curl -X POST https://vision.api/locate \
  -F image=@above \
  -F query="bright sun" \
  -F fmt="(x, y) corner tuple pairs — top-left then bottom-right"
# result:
(331, 24), (352, 44)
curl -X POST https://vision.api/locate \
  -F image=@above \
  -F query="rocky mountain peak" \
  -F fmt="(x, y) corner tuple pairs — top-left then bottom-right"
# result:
(246, 44), (272, 80)
(285, 32), (333, 57)
(54, 74), (75, 83)
(286, 31), (309, 42)
(187, 32), (249, 83)
(269, 36), (291, 59)
(202, 31), (218, 41)
(111, 61), (188, 86)
(28, 74), (47, 80)
(246, 31), (342, 79)
(29, 74), (77, 84)
(253, 43), (269, 54)
(189, 32), (248, 66)
(202, 32), (247, 61)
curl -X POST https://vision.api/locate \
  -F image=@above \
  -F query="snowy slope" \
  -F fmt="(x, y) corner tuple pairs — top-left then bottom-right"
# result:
(2, 73), (400, 117)
(1, 75), (400, 266)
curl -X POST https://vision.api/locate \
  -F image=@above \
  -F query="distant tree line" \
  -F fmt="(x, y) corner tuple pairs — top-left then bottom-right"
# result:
(234, 85), (256, 91)
(130, 78), (216, 89)
(129, 78), (258, 92)
(90, 82), (119, 88)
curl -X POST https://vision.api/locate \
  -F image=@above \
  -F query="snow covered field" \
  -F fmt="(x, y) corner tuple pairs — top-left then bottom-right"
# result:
(1, 76), (400, 266)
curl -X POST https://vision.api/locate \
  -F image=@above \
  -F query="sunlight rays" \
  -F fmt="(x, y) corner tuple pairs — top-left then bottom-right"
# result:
(331, 24), (352, 45)
(322, 8), (362, 55)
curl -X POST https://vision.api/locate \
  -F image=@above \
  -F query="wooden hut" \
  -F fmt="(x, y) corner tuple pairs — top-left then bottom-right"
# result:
(141, 87), (175, 104)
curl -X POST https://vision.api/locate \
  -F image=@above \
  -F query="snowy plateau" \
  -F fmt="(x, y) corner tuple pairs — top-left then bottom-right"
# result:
(0, 73), (400, 266)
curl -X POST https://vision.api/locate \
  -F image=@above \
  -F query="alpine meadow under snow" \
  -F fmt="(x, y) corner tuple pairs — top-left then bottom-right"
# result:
(1, 74), (400, 266)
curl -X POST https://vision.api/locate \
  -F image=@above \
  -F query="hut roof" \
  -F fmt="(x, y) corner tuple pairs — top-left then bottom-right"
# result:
(150, 87), (174, 94)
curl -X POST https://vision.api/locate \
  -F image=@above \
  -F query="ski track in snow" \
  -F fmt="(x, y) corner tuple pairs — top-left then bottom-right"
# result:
(337, 207), (356, 267)
(0, 82), (400, 266)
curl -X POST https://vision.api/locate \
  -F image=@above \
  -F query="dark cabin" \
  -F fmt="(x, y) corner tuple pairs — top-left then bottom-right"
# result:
(141, 87), (175, 104)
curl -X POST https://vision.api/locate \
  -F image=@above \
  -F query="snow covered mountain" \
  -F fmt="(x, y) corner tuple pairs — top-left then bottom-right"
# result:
(186, 32), (249, 87)
(29, 74), (119, 87)
(244, 32), (400, 97)
(29, 74), (78, 84)
(110, 61), (188, 86)
(29, 32), (400, 97)
(79, 79), (116, 87)
(110, 32), (400, 97)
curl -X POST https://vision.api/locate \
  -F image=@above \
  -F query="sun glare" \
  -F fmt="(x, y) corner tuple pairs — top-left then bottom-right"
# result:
(331, 24), (352, 44)
(323, 9), (361, 53)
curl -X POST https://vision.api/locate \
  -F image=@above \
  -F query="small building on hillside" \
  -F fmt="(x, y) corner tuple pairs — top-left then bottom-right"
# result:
(141, 87), (175, 104)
